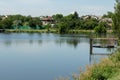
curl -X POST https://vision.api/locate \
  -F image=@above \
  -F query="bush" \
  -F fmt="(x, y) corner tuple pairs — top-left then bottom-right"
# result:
(110, 50), (120, 63)
(94, 22), (107, 33)
(94, 26), (106, 33)
(91, 66), (114, 80)
(78, 58), (118, 80)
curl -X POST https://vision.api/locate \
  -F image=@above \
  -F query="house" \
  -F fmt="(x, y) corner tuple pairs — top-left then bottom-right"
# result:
(100, 18), (113, 29)
(81, 15), (100, 20)
(1, 15), (8, 20)
(81, 15), (91, 20)
(40, 16), (55, 26)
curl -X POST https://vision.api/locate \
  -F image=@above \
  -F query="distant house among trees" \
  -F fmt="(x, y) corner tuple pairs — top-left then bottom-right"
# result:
(100, 18), (113, 29)
(0, 15), (8, 20)
(81, 15), (100, 20)
(40, 16), (55, 27)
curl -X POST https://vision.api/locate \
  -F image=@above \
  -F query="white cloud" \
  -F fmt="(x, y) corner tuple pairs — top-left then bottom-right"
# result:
(0, 0), (114, 16)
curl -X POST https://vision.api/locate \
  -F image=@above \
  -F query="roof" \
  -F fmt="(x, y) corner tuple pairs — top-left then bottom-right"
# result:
(41, 16), (53, 21)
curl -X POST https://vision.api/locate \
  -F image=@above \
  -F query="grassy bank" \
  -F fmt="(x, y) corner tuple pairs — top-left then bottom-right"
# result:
(74, 48), (120, 80)
(5, 29), (58, 33)
(5, 29), (94, 33)
(4, 29), (113, 34)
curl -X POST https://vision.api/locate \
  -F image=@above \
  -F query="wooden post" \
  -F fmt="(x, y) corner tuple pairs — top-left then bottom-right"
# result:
(90, 38), (93, 55)
(89, 38), (93, 64)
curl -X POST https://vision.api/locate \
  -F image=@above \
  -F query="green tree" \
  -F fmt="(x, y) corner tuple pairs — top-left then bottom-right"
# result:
(0, 14), (42, 29)
(73, 11), (79, 19)
(12, 20), (22, 29)
(29, 17), (42, 29)
(0, 18), (13, 29)
(112, 0), (120, 34)
(82, 19), (98, 30)
(57, 22), (69, 33)
(44, 24), (51, 31)
(94, 22), (107, 33)
(0, 22), (5, 29)
(103, 11), (114, 18)
(52, 14), (63, 23)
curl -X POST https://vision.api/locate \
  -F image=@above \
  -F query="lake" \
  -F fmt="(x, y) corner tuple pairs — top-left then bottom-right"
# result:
(0, 33), (116, 80)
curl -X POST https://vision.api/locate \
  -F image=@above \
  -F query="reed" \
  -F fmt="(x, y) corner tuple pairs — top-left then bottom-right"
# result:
(77, 50), (120, 80)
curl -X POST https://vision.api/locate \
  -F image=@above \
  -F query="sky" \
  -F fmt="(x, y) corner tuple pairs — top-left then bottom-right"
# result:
(0, 0), (116, 17)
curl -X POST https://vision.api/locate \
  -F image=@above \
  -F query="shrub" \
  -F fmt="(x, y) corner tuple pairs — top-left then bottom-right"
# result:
(78, 58), (117, 80)
(94, 22), (107, 33)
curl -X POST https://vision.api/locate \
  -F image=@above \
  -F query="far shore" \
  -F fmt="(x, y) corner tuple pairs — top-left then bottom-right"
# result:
(2, 29), (113, 34)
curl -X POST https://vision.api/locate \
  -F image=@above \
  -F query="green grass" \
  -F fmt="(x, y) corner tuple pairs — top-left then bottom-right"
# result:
(108, 70), (120, 80)
(4, 29), (113, 34)
(76, 48), (120, 80)
(5, 29), (58, 33)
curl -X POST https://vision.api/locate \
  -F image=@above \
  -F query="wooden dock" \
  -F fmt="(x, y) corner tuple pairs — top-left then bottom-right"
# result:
(91, 38), (118, 40)
(91, 37), (118, 48)
(89, 37), (118, 63)
(93, 44), (115, 48)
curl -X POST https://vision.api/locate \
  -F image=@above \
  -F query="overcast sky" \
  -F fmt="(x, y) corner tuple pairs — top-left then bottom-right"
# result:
(0, 0), (115, 16)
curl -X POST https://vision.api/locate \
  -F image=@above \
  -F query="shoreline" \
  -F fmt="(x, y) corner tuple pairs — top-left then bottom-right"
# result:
(74, 48), (120, 80)
(3, 29), (113, 34)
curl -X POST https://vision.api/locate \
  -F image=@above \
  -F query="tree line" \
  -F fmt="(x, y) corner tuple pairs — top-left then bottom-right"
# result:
(53, 12), (111, 33)
(112, 0), (120, 36)
(0, 7), (117, 34)
(0, 15), (42, 29)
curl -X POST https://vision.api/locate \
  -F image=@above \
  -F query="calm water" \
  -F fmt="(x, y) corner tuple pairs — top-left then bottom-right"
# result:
(0, 33), (116, 80)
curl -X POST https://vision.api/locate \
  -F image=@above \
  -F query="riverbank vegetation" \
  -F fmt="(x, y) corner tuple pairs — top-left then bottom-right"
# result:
(56, 0), (120, 80)
(53, 12), (109, 34)
(0, 15), (43, 29)
(5, 29), (57, 33)
(0, 10), (113, 34)
(74, 48), (120, 80)
(112, 0), (120, 36)
(74, 0), (120, 80)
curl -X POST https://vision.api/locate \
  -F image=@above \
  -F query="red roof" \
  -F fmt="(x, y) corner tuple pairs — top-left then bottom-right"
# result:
(41, 16), (53, 21)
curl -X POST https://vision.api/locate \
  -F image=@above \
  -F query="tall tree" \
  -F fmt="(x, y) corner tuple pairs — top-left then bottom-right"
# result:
(112, 0), (120, 34)
(103, 11), (114, 18)
(73, 11), (79, 19)
(52, 14), (63, 23)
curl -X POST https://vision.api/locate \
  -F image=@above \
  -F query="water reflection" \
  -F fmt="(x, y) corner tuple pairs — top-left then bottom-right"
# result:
(55, 38), (80, 48)
(0, 33), (117, 55)
(3, 40), (12, 46)
(0, 33), (90, 48)
(89, 37), (118, 64)
(0, 33), (117, 80)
